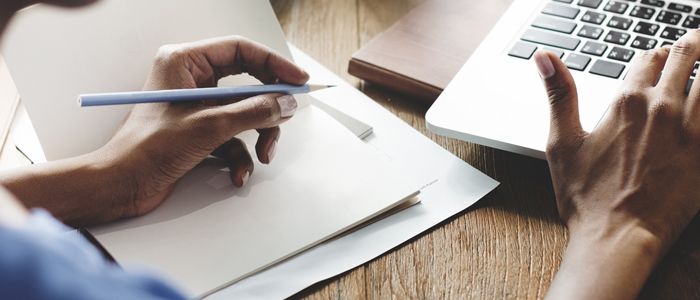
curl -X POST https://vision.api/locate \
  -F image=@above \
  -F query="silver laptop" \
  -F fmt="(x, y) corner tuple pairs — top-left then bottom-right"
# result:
(427, 0), (698, 159)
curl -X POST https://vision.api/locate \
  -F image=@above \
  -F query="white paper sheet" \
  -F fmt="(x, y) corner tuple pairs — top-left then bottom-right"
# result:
(203, 45), (499, 300)
(11, 102), (47, 164)
(89, 103), (420, 298)
(1, 0), (297, 162)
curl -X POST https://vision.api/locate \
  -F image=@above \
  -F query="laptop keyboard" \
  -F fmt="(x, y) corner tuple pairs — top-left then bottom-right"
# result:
(509, 0), (700, 81)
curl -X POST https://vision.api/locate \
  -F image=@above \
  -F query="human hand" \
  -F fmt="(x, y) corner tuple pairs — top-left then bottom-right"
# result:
(99, 36), (309, 218)
(537, 30), (700, 300)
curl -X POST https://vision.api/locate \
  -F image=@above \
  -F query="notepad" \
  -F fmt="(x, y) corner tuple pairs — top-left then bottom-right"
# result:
(88, 103), (419, 298)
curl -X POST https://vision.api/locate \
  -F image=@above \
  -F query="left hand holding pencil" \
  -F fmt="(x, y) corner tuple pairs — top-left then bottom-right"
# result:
(0, 35), (309, 227)
(101, 35), (309, 219)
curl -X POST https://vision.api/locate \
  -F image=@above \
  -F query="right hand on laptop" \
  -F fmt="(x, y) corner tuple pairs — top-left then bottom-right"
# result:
(0, 36), (309, 227)
(535, 29), (700, 300)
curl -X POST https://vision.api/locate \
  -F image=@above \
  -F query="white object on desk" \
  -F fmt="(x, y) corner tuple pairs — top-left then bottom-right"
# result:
(2, 1), (421, 298)
(425, 0), (619, 159)
(204, 45), (500, 300)
(11, 102), (47, 164)
(89, 104), (419, 298)
(1, 0), (298, 161)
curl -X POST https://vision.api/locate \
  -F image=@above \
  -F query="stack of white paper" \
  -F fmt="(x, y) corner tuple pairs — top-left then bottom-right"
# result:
(89, 104), (419, 297)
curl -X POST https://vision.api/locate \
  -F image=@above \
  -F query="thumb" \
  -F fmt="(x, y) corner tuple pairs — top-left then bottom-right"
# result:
(534, 51), (583, 141)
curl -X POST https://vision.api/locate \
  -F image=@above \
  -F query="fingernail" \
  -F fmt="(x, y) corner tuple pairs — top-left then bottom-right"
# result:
(267, 140), (277, 163)
(534, 52), (556, 79)
(276, 95), (297, 118)
(241, 171), (249, 187)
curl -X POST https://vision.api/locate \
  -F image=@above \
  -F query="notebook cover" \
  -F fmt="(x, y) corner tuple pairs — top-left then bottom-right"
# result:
(348, 0), (514, 104)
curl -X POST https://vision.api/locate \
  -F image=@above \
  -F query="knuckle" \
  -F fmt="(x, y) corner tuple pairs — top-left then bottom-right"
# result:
(613, 89), (647, 115)
(648, 100), (676, 121)
(231, 35), (249, 43)
(671, 40), (698, 57)
(250, 96), (276, 123)
(154, 44), (177, 61)
(546, 81), (575, 106)
(193, 109), (228, 135)
(154, 44), (188, 66)
(638, 48), (667, 65)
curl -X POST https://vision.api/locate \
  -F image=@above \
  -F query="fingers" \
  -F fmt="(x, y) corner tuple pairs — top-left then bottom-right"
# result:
(212, 93), (297, 140)
(658, 29), (700, 97)
(211, 138), (254, 188)
(255, 127), (281, 165)
(185, 36), (309, 85)
(210, 128), (282, 188)
(534, 51), (583, 145)
(623, 47), (670, 89)
(195, 93), (296, 155)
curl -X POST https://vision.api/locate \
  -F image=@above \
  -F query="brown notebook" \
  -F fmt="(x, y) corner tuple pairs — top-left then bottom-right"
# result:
(348, 0), (514, 104)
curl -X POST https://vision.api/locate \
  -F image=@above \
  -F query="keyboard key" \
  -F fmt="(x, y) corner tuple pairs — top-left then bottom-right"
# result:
(581, 11), (607, 24)
(581, 41), (609, 55)
(661, 27), (686, 40)
(590, 59), (626, 78)
(656, 10), (682, 25)
(605, 30), (632, 45)
(661, 41), (674, 46)
(604, 1), (629, 14)
(668, 3), (692, 13)
(565, 53), (592, 70)
(554, 0), (575, 3)
(641, 0), (665, 7)
(696, 8), (700, 16)
(578, 25), (605, 39)
(532, 16), (578, 34)
(608, 46), (635, 62)
(683, 16), (700, 29)
(693, 63), (699, 77)
(630, 6), (656, 19)
(578, 0), (603, 8)
(607, 16), (632, 30)
(544, 48), (566, 58)
(686, 78), (694, 94)
(522, 29), (582, 50)
(634, 21), (661, 36)
(509, 42), (538, 59)
(631, 36), (658, 49)
(543, 3), (581, 19)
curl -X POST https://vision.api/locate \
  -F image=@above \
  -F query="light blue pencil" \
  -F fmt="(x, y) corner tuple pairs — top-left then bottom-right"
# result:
(78, 84), (334, 107)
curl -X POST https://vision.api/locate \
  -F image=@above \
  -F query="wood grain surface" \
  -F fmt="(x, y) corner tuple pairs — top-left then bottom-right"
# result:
(271, 0), (700, 299)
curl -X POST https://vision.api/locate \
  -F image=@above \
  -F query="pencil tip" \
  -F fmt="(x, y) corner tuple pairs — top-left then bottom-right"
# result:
(328, 85), (337, 88)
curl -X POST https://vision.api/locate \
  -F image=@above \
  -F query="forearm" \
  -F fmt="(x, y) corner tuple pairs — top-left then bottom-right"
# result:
(0, 149), (134, 227)
(545, 222), (663, 300)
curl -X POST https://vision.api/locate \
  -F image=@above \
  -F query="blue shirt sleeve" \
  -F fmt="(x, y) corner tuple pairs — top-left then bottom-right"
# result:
(0, 209), (190, 300)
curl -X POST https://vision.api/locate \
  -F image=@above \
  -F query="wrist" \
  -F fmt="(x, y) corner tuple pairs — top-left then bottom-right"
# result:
(546, 220), (664, 300)
(89, 145), (142, 218)
(568, 216), (665, 263)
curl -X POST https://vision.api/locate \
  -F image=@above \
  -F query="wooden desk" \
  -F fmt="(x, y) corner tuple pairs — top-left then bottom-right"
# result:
(271, 1), (700, 299)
